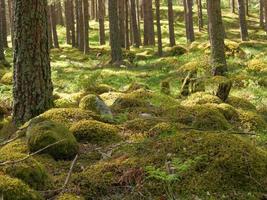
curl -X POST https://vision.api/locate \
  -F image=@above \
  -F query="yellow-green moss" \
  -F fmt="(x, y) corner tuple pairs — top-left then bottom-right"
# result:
(38, 108), (100, 128)
(226, 96), (256, 110)
(0, 72), (13, 85)
(26, 120), (79, 160)
(78, 132), (267, 199)
(125, 82), (149, 93)
(181, 92), (222, 106)
(0, 173), (43, 200)
(54, 98), (78, 108)
(79, 94), (99, 111)
(123, 118), (163, 133)
(56, 193), (84, 200)
(0, 140), (50, 190)
(247, 59), (267, 74)
(164, 45), (187, 56)
(84, 84), (114, 95)
(70, 120), (120, 144)
(147, 122), (174, 137)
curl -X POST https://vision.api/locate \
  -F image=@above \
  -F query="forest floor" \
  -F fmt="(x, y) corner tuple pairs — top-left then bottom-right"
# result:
(0, 5), (267, 200)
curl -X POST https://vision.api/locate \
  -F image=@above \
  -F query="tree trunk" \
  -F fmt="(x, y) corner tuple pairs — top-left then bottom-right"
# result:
(197, 0), (203, 31)
(155, 0), (162, 56)
(245, 0), (249, 16)
(231, 0), (235, 13)
(108, 0), (123, 64)
(168, 0), (176, 46)
(69, 0), (76, 47)
(143, 0), (155, 46)
(264, 0), (267, 33)
(0, 0), (8, 48)
(83, 0), (89, 53)
(118, 0), (126, 48)
(237, 0), (249, 41)
(91, 0), (96, 20)
(7, 0), (14, 47)
(65, 0), (71, 44)
(13, 0), (54, 124)
(75, 0), (79, 47)
(47, 5), (53, 48)
(125, 0), (130, 49)
(0, 13), (5, 61)
(50, 4), (59, 48)
(207, 0), (231, 101)
(130, 0), (141, 47)
(78, 0), (84, 51)
(98, 0), (106, 45)
(185, 0), (195, 43)
(56, 1), (64, 26)
(260, 0), (264, 28)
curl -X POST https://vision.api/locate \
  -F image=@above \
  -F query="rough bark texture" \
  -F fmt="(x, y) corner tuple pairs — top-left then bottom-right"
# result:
(8, 0), (14, 46)
(143, 0), (155, 46)
(108, 0), (123, 64)
(185, 0), (195, 43)
(231, 0), (235, 13)
(260, 0), (264, 28)
(78, 0), (84, 51)
(207, 0), (231, 101)
(75, 0), (79, 47)
(13, 0), (53, 124)
(98, 0), (106, 45)
(167, 0), (176, 46)
(50, 4), (59, 48)
(56, 1), (64, 26)
(83, 0), (89, 53)
(197, 0), (203, 31)
(0, 11), (5, 61)
(69, 0), (76, 47)
(237, 0), (249, 41)
(65, 0), (71, 44)
(155, 0), (162, 56)
(130, 0), (141, 47)
(118, 0), (126, 47)
(47, 5), (53, 48)
(0, 0), (8, 47)
(125, 0), (130, 49)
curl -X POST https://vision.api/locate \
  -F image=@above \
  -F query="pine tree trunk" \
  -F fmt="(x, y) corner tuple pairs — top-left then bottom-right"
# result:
(118, 0), (126, 48)
(0, 0), (8, 48)
(75, 0), (79, 47)
(125, 0), (130, 49)
(47, 5), (53, 48)
(13, 0), (54, 124)
(264, 0), (267, 33)
(168, 0), (176, 46)
(98, 0), (106, 45)
(83, 0), (89, 53)
(245, 0), (249, 16)
(143, 0), (155, 46)
(78, 0), (84, 51)
(0, 14), (5, 61)
(260, 0), (264, 28)
(50, 4), (59, 48)
(207, 0), (231, 101)
(7, 0), (14, 46)
(183, 0), (189, 41)
(65, 0), (72, 44)
(155, 0), (162, 56)
(69, 0), (76, 47)
(91, 0), (96, 20)
(185, 0), (195, 43)
(231, 0), (235, 13)
(197, 0), (203, 31)
(108, 0), (123, 64)
(56, 1), (64, 26)
(130, 0), (141, 47)
(237, 0), (249, 41)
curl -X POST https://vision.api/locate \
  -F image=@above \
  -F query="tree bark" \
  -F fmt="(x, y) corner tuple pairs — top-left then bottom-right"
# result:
(108, 0), (123, 64)
(118, 0), (126, 47)
(0, 0), (8, 47)
(196, 0), (203, 31)
(168, 0), (176, 46)
(130, 0), (141, 47)
(83, 0), (89, 53)
(50, 4), (60, 48)
(260, 0), (264, 28)
(56, 1), (64, 26)
(13, 0), (54, 124)
(231, 0), (235, 13)
(69, 0), (76, 47)
(155, 0), (162, 56)
(143, 0), (155, 46)
(264, 0), (267, 33)
(237, 0), (249, 41)
(78, 0), (84, 51)
(125, 0), (130, 49)
(185, 0), (195, 43)
(98, 0), (106, 45)
(65, 0), (72, 44)
(7, 0), (14, 46)
(207, 0), (231, 101)
(47, 5), (53, 48)
(0, 12), (5, 61)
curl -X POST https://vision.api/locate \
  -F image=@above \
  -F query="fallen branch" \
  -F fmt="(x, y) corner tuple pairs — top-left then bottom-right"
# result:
(0, 134), (21, 147)
(0, 139), (66, 166)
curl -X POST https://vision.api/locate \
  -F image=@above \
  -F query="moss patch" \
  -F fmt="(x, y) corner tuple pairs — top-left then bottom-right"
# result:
(27, 120), (79, 160)
(181, 92), (223, 106)
(70, 120), (121, 144)
(226, 96), (256, 110)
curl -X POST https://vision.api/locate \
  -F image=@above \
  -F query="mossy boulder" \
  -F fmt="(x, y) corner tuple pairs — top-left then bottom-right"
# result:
(0, 140), (50, 190)
(79, 95), (113, 119)
(181, 92), (222, 106)
(0, 173), (43, 200)
(78, 133), (267, 199)
(123, 117), (164, 133)
(85, 84), (115, 95)
(0, 72), (13, 85)
(164, 45), (187, 56)
(38, 108), (99, 128)
(247, 59), (267, 75)
(54, 98), (78, 108)
(226, 96), (256, 110)
(26, 120), (79, 160)
(56, 193), (84, 200)
(147, 122), (174, 137)
(70, 120), (120, 144)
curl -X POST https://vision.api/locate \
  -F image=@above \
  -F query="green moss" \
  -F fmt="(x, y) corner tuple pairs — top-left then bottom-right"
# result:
(147, 122), (175, 137)
(124, 118), (163, 133)
(79, 94), (99, 111)
(70, 120), (121, 144)
(181, 92), (222, 106)
(125, 82), (149, 93)
(26, 120), (79, 160)
(84, 84), (115, 95)
(0, 173), (43, 200)
(0, 72), (13, 85)
(214, 103), (240, 122)
(54, 98), (78, 108)
(0, 140), (50, 190)
(226, 96), (256, 110)
(56, 193), (84, 200)
(247, 59), (267, 74)
(164, 45), (187, 56)
(79, 132), (267, 199)
(38, 108), (100, 128)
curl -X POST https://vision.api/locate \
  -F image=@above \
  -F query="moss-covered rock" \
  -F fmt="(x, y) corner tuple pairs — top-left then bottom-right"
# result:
(164, 45), (187, 56)
(226, 96), (256, 110)
(0, 140), (50, 190)
(0, 173), (43, 200)
(26, 120), (79, 160)
(54, 98), (78, 108)
(147, 122), (174, 137)
(84, 84), (115, 95)
(70, 120), (120, 144)
(123, 117), (163, 133)
(78, 132), (267, 199)
(79, 95), (112, 120)
(0, 72), (13, 85)
(125, 82), (149, 93)
(247, 59), (267, 75)
(181, 92), (222, 106)
(38, 108), (99, 128)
